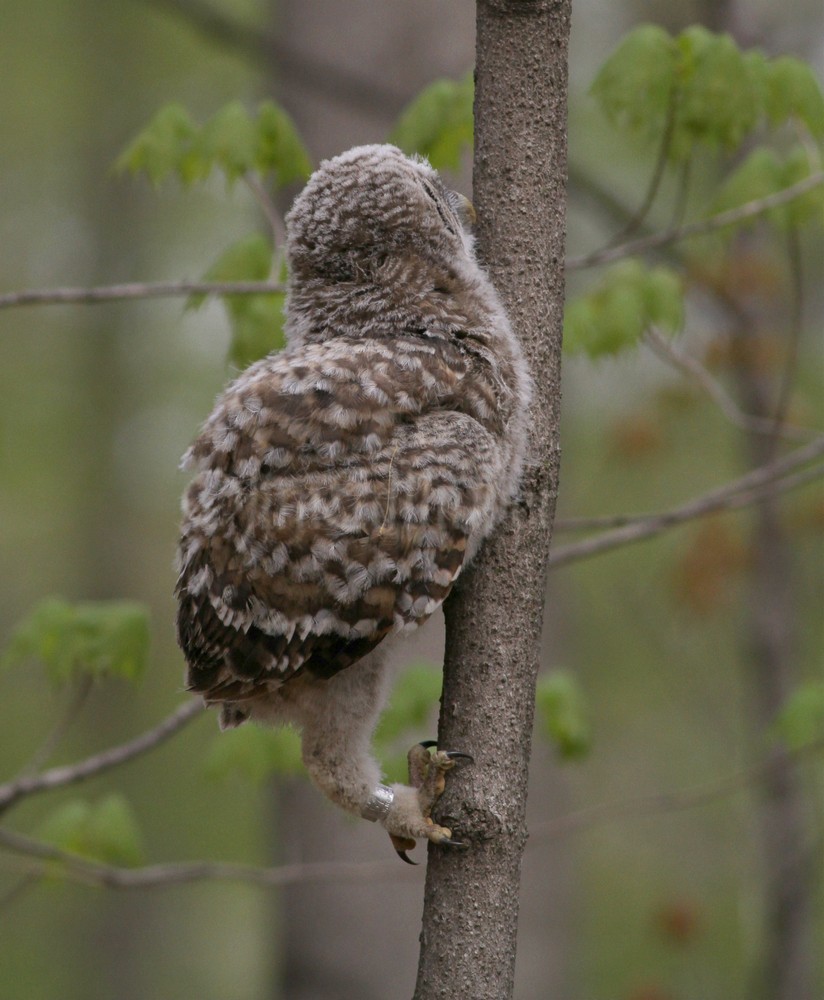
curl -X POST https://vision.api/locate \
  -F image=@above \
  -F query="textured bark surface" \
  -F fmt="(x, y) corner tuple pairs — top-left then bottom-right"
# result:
(413, 2), (570, 998)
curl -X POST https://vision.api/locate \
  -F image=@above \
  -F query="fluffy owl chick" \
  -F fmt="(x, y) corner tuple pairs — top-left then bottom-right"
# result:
(176, 144), (531, 860)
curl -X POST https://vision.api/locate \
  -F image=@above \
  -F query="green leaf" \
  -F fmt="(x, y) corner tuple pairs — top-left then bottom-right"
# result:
(191, 101), (259, 185)
(37, 795), (145, 867)
(590, 25), (678, 144)
(772, 682), (824, 751)
(205, 724), (303, 783)
(190, 235), (287, 368)
(115, 103), (197, 186)
(535, 671), (591, 760)
(713, 147), (824, 230)
(764, 56), (824, 140)
(390, 73), (474, 171)
(564, 261), (683, 357)
(643, 264), (685, 331)
(592, 26), (824, 163)
(672, 27), (761, 157)
(117, 100), (312, 190)
(2, 598), (150, 685)
(375, 662), (442, 783)
(255, 101), (313, 187)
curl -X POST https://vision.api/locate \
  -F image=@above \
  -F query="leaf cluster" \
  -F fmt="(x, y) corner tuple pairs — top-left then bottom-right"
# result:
(116, 100), (311, 189)
(37, 795), (145, 867)
(535, 671), (592, 760)
(389, 72), (474, 172)
(591, 24), (824, 160)
(565, 262), (683, 357)
(2, 598), (150, 685)
(188, 234), (287, 370)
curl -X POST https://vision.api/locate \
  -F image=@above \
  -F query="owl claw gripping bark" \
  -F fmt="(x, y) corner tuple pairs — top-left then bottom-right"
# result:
(175, 144), (531, 859)
(388, 743), (472, 864)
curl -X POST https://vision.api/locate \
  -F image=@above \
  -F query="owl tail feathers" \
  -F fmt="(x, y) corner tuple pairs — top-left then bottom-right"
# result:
(218, 702), (251, 729)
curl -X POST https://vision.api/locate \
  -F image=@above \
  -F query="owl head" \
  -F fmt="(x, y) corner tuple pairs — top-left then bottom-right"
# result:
(285, 145), (476, 285)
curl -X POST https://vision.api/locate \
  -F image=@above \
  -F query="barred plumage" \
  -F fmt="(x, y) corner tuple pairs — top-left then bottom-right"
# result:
(175, 145), (530, 856)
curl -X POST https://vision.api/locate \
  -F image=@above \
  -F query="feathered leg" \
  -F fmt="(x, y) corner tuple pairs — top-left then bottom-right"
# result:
(250, 652), (469, 860)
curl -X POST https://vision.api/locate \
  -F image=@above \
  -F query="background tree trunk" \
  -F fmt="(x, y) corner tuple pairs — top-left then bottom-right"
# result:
(414, 2), (571, 998)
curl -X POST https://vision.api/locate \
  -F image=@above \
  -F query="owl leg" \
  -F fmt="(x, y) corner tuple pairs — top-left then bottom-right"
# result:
(275, 655), (470, 861)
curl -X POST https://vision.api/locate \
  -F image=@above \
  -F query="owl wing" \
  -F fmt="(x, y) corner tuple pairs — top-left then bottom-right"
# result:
(176, 339), (498, 703)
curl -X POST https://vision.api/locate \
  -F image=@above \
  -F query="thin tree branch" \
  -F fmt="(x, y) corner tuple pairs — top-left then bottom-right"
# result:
(3, 737), (819, 893)
(549, 436), (824, 567)
(243, 174), (286, 252)
(608, 83), (678, 242)
(3, 176), (819, 315)
(533, 736), (824, 841)
(0, 280), (285, 310)
(770, 224), (805, 441)
(566, 171), (824, 271)
(0, 827), (412, 889)
(140, 0), (407, 117)
(17, 676), (94, 780)
(643, 327), (817, 442)
(0, 700), (204, 817)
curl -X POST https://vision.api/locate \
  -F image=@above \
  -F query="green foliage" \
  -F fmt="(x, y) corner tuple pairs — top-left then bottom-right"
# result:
(376, 661), (442, 782)
(205, 724), (304, 784)
(765, 57), (824, 139)
(114, 103), (198, 186)
(590, 25), (678, 145)
(772, 681), (824, 750)
(712, 147), (824, 229)
(37, 795), (145, 867)
(189, 234), (287, 369)
(564, 261), (683, 357)
(535, 671), (591, 759)
(203, 663), (441, 786)
(591, 25), (824, 160)
(116, 100), (311, 188)
(390, 72), (474, 171)
(2, 598), (149, 685)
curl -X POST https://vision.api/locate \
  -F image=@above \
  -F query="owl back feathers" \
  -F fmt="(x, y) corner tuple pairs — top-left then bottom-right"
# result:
(175, 146), (531, 711)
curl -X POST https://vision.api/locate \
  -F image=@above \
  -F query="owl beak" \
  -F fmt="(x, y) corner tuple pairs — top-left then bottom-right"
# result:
(455, 192), (477, 227)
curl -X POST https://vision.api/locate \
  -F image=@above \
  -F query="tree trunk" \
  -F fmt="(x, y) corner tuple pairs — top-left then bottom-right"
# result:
(413, 3), (570, 998)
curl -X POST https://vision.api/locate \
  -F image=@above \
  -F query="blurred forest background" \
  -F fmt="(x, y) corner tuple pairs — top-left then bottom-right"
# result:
(1, 1), (822, 998)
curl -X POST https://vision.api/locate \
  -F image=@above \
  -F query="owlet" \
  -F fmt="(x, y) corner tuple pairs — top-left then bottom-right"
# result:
(175, 144), (531, 860)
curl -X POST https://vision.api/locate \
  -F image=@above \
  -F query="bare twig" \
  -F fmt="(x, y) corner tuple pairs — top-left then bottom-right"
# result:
(0, 700), (204, 816)
(244, 174), (286, 252)
(17, 676), (94, 780)
(643, 327), (816, 442)
(0, 280), (285, 311)
(140, 0), (407, 116)
(770, 224), (805, 441)
(549, 436), (824, 567)
(0, 827), (412, 889)
(3, 176), (819, 315)
(533, 736), (824, 841)
(566, 171), (824, 271)
(608, 83), (678, 242)
(3, 736), (819, 894)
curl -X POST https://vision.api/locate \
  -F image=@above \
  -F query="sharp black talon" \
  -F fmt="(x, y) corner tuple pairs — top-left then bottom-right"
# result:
(441, 837), (469, 850)
(397, 851), (419, 865)
(418, 741), (474, 765)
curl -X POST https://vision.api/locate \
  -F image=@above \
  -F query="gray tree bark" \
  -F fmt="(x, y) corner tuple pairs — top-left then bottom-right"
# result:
(413, 3), (570, 998)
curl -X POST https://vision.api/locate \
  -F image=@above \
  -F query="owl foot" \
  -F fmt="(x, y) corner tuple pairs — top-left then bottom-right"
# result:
(387, 742), (473, 864)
